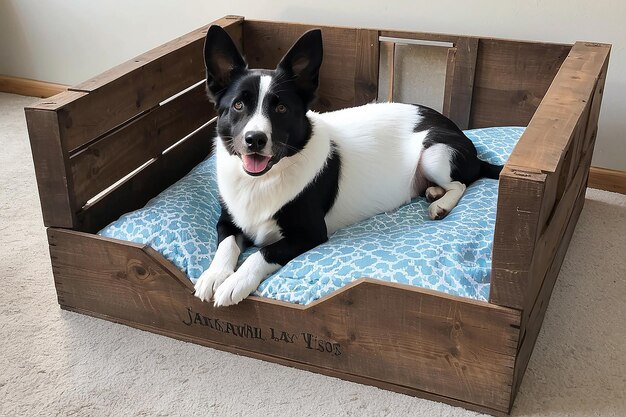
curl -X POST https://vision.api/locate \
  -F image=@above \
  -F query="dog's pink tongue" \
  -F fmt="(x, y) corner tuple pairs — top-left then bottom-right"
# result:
(242, 154), (271, 173)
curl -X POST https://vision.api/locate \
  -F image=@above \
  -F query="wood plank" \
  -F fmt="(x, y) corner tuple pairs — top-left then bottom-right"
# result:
(48, 227), (520, 413)
(54, 16), (241, 153)
(511, 167), (587, 402)
(442, 47), (457, 118)
(0, 75), (67, 98)
(470, 39), (571, 128)
(354, 29), (380, 105)
(588, 166), (626, 194)
(447, 38), (478, 130)
(70, 83), (215, 207)
(243, 21), (361, 112)
(490, 168), (546, 308)
(25, 96), (84, 228)
(76, 121), (215, 233)
(505, 42), (610, 173)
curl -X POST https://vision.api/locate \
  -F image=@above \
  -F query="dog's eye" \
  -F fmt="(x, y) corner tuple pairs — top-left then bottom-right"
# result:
(276, 104), (287, 114)
(233, 101), (244, 111)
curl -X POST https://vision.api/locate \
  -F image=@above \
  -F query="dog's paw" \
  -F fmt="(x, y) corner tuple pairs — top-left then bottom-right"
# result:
(194, 269), (233, 302)
(213, 270), (258, 307)
(428, 203), (449, 220)
(425, 186), (446, 203)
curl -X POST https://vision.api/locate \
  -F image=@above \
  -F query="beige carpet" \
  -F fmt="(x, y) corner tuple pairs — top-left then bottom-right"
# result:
(1, 91), (625, 417)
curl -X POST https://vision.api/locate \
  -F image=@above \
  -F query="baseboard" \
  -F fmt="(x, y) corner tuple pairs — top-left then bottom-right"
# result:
(0, 75), (67, 98)
(588, 166), (626, 195)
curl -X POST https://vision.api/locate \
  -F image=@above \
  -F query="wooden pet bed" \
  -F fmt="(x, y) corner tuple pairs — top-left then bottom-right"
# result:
(25, 16), (610, 415)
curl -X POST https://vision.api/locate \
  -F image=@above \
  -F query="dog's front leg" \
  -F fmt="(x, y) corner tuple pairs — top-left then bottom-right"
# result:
(213, 234), (326, 307)
(194, 209), (247, 302)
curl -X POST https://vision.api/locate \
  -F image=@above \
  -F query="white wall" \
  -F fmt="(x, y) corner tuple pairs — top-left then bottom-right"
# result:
(1, 0), (624, 170)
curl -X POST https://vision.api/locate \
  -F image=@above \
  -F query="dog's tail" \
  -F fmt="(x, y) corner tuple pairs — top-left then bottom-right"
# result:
(479, 160), (503, 180)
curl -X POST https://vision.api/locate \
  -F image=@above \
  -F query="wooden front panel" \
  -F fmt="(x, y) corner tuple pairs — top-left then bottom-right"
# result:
(243, 21), (379, 112)
(470, 39), (570, 128)
(48, 228), (520, 414)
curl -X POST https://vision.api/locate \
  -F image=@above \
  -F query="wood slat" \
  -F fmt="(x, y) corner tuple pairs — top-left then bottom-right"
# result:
(243, 21), (365, 112)
(354, 29), (380, 105)
(77, 121), (215, 233)
(512, 158), (589, 402)
(48, 227), (520, 413)
(55, 16), (241, 154)
(470, 39), (571, 128)
(70, 83), (215, 208)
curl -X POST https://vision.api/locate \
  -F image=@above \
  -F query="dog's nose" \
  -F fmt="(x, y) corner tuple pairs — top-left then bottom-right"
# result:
(244, 131), (268, 152)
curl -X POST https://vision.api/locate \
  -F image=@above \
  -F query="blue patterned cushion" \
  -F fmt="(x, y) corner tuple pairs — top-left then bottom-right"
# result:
(99, 127), (524, 304)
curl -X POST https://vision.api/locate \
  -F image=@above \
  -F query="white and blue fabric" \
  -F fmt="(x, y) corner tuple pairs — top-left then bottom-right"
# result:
(99, 127), (524, 304)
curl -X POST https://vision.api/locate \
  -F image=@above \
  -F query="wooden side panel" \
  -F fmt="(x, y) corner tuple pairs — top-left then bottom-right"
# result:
(69, 84), (215, 208)
(243, 21), (378, 111)
(490, 42), (610, 310)
(48, 228), (520, 414)
(76, 121), (216, 234)
(470, 39), (570, 128)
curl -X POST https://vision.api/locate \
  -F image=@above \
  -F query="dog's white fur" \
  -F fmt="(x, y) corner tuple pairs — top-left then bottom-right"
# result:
(196, 101), (464, 305)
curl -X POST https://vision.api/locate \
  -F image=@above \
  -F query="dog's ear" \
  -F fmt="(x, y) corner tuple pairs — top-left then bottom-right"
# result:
(203, 25), (247, 103)
(276, 29), (323, 104)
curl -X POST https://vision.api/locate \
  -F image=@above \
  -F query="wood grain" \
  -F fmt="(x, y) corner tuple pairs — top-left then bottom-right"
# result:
(490, 42), (610, 310)
(588, 167), (626, 194)
(56, 16), (241, 154)
(0, 75), (67, 98)
(25, 96), (83, 228)
(470, 39), (570, 128)
(243, 21), (375, 111)
(77, 121), (215, 234)
(48, 227), (520, 414)
(70, 84), (215, 208)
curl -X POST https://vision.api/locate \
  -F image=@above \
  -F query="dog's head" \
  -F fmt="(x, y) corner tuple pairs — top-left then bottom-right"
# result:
(203, 25), (323, 176)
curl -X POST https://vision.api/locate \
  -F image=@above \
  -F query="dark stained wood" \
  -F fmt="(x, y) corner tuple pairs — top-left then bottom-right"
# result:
(243, 21), (368, 111)
(25, 91), (86, 228)
(490, 168), (546, 309)
(470, 39), (571, 128)
(512, 149), (590, 403)
(490, 42), (610, 310)
(24, 16), (614, 416)
(76, 121), (215, 234)
(78, 121), (214, 235)
(354, 29), (380, 105)
(442, 47), (457, 118)
(48, 227), (520, 414)
(53, 16), (242, 154)
(70, 84), (215, 208)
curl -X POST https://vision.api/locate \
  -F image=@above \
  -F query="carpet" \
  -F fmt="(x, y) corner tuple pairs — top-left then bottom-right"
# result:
(1, 92), (624, 416)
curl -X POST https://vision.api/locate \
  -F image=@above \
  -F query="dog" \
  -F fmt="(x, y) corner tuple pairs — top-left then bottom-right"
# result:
(194, 25), (503, 306)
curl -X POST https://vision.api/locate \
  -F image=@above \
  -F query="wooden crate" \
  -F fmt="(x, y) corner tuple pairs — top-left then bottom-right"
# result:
(25, 16), (610, 416)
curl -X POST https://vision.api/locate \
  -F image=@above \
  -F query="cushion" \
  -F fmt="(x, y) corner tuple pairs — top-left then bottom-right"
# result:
(99, 126), (524, 304)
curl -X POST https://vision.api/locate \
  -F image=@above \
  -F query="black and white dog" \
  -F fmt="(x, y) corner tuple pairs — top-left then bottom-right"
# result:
(194, 26), (502, 306)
